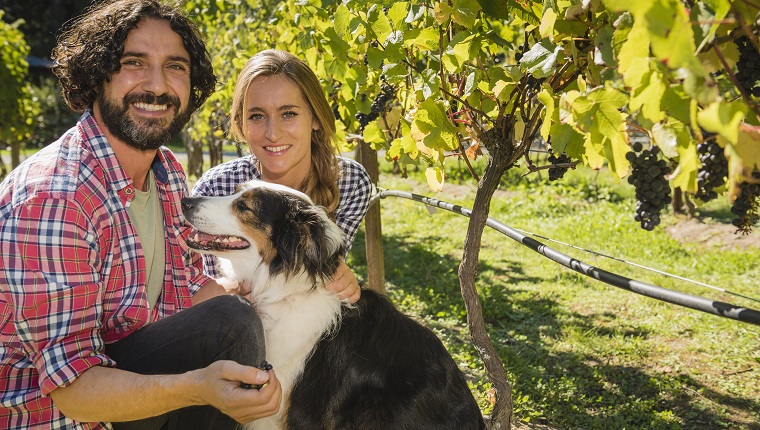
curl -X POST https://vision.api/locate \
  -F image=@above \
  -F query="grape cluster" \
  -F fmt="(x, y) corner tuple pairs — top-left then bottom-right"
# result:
(355, 79), (396, 132)
(694, 134), (728, 202)
(734, 36), (760, 97)
(626, 143), (672, 231)
(547, 152), (572, 181)
(730, 170), (760, 234)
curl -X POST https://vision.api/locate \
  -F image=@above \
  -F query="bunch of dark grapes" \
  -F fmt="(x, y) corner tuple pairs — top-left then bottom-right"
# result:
(547, 152), (572, 181)
(694, 133), (728, 202)
(626, 142), (672, 231)
(355, 79), (396, 132)
(734, 35), (760, 97)
(730, 170), (760, 234)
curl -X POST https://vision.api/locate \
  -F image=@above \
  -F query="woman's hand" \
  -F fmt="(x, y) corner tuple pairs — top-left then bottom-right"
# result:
(325, 261), (361, 303)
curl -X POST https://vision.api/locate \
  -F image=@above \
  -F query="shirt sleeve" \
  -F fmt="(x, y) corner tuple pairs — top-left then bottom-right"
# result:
(2, 196), (115, 396)
(335, 158), (374, 251)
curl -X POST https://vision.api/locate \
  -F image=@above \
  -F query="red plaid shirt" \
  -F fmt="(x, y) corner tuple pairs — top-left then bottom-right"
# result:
(0, 111), (207, 429)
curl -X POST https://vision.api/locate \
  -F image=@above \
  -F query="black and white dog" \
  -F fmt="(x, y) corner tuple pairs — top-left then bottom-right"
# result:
(181, 180), (485, 430)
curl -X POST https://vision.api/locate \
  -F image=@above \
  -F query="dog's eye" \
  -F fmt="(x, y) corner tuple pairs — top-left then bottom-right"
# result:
(235, 200), (253, 212)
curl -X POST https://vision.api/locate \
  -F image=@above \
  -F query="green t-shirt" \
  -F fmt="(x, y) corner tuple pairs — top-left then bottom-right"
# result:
(126, 170), (166, 308)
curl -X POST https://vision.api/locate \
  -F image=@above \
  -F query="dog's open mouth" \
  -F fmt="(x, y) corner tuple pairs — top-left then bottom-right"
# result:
(186, 230), (251, 251)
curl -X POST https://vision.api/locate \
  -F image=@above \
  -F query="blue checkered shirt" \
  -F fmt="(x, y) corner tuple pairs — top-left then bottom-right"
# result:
(190, 155), (373, 278)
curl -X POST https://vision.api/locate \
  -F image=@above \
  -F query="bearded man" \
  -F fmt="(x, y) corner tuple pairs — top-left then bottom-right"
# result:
(0, 1), (282, 429)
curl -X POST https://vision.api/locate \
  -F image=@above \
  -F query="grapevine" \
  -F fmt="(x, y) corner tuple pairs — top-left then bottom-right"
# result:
(730, 170), (760, 234)
(626, 143), (672, 231)
(694, 133), (728, 203)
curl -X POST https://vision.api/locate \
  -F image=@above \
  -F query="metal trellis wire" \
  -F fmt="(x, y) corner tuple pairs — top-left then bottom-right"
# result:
(370, 189), (760, 327)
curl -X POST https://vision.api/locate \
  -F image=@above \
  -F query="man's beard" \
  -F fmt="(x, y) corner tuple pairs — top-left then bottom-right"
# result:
(97, 91), (192, 151)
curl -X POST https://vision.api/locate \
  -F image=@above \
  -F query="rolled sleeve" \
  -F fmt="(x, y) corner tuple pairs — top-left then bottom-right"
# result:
(336, 157), (374, 250)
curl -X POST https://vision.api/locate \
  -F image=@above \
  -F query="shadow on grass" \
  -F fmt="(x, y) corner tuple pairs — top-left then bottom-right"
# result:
(348, 230), (760, 430)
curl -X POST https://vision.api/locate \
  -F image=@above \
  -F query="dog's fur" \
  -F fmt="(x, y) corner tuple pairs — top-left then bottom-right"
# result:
(181, 180), (485, 430)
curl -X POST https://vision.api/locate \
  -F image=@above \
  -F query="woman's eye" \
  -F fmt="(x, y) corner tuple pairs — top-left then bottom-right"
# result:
(282, 111), (297, 119)
(248, 113), (264, 121)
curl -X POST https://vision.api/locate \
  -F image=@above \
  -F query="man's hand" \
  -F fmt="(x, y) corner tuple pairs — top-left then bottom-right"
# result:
(325, 261), (361, 303)
(192, 360), (281, 423)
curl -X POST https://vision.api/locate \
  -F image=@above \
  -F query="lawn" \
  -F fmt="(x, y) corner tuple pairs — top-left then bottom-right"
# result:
(346, 160), (760, 430)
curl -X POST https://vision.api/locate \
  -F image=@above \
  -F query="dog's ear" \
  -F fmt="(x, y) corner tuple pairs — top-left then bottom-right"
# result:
(270, 199), (346, 282)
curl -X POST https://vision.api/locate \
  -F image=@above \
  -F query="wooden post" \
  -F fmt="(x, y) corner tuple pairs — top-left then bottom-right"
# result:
(356, 141), (386, 294)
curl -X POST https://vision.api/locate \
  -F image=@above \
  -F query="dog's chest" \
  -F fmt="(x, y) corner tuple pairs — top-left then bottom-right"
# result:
(246, 293), (341, 429)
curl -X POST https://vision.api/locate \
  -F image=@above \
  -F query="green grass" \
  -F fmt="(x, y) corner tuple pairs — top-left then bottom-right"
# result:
(347, 160), (760, 430)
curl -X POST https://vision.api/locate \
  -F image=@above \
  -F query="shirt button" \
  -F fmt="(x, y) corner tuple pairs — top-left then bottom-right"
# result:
(125, 187), (134, 195)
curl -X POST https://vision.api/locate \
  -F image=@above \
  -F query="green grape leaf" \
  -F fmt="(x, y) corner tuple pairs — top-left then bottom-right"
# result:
(571, 86), (630, 177)
(660, 85), (692, 125)
(334, 5), (351, 38)
(616, 20), (650, 77)
(725, 124), (760, 201)
(582, 133), (609, 170)
(594, 26), (616, 67)
(363, 120), (386, 145)
(520, 39), (563, 78)
(477, 0), (510, 20)
(419, 68), (441, 99)
(368, 7), (393, 42)
(629, 67), (666, 126)
(539, 7), (557, 39)
(538, 87), (555, 139)
(425, 166), (445, 192)
(451, 0), (482, 28)
(571, 86), (628, 137)
(506, 0), (540, 25)
(697, 101), (747, 145)
(404, 27), (439, 51)
(413, 98), (460, 151)
(550, 123), (585, 158)
(387, 2), (409, 28)
(672, 148), (699, 193)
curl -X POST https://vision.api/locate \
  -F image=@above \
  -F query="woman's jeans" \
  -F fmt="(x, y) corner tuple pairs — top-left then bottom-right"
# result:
(105, 295), (266, 430)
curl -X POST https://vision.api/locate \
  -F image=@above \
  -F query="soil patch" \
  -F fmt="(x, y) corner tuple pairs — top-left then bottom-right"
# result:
(666, 215), (760, 251)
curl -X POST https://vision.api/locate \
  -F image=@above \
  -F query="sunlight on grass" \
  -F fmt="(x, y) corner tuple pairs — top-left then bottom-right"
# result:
(347, 160), (760, 430)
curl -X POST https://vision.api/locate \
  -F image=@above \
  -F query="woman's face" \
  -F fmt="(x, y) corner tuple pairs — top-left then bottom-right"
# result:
(244, 73), (319, 189)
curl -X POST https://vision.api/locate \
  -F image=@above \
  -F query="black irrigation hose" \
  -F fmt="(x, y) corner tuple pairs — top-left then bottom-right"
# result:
(371, 190), (760, 327)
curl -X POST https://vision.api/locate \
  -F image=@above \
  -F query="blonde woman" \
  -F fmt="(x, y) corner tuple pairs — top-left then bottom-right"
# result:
(191, 50), (372, 302)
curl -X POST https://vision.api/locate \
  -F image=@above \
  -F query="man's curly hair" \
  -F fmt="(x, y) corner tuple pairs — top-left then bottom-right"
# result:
(52, 0), (216, 113)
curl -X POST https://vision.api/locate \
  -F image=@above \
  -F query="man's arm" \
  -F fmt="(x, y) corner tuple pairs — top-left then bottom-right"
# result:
(50, 361), (280, 423)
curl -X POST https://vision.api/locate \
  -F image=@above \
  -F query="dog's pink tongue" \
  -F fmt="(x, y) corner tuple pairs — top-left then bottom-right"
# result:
(189, 230), (249, 249)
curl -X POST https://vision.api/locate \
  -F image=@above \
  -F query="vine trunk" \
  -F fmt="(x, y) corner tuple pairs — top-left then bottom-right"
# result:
(458, 143), (513, 430)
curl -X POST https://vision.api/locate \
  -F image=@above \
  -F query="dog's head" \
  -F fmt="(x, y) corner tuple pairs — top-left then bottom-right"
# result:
(181, 180), (346, 283)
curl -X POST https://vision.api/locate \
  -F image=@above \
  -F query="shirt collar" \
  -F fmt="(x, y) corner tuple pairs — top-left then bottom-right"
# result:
(78, 110), (170, 192)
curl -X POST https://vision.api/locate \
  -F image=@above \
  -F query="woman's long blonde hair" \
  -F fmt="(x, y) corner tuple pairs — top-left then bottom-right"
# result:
(230, 49), (340, 216)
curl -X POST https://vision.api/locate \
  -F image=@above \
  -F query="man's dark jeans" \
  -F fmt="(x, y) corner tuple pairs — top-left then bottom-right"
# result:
(105, 295), (266, 430)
